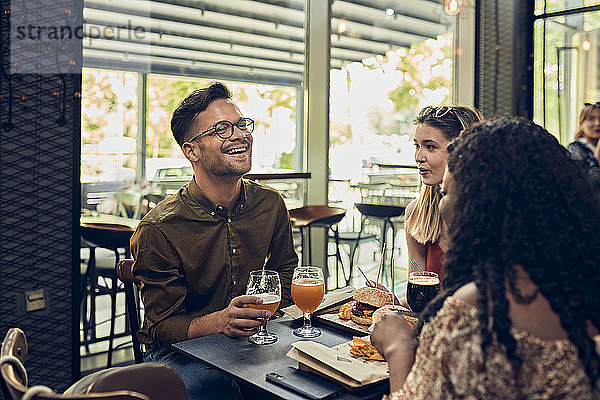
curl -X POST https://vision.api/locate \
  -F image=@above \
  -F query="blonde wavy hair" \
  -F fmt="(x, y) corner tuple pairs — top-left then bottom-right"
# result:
(574, 102), (600, 141)
(405, 105), (484, 244)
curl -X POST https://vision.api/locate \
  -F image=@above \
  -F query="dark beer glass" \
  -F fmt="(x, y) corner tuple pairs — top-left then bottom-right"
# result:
(407, 271), (440, 314)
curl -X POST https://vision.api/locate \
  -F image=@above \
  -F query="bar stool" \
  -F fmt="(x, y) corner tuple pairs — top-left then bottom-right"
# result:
(80, 222), (134, 368)
(335, 230), (378, 287)
(288, 206), (346, 289)
(353, 203), (406, 285)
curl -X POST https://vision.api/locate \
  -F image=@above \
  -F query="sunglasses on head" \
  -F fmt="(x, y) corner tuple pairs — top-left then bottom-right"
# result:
(584, 102), (600, 107)
(420, 105), (455, 118)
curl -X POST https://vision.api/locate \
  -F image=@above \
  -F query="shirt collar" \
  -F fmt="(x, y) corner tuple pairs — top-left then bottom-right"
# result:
(186, 177), (248, 216)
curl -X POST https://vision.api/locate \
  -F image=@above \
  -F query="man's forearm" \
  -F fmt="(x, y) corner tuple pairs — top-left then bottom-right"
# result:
(187, 310), (223, 339)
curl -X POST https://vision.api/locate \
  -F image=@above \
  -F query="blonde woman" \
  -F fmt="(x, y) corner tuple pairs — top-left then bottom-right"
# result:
(567, 102), (600, 195)
(405, 105), (483, 276)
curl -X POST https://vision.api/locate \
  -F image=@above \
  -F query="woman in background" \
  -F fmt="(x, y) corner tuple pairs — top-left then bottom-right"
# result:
(405, 105), (483, 276)
(568, 102), (600, 196)
(372, 118), (600, 399)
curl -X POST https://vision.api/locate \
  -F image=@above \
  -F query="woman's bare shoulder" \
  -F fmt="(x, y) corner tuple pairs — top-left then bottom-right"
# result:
(406, 198), (418, 218)
(452, 282), (478, 306)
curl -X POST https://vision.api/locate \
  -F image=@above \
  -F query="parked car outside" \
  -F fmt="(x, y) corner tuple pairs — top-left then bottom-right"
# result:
(149, 166), (194, 196)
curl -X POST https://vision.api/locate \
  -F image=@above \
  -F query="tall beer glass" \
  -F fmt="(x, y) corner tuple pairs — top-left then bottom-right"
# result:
(291, 266), (325, 338)
(246, 270), (281, 345)
(407, 271), (440, 314)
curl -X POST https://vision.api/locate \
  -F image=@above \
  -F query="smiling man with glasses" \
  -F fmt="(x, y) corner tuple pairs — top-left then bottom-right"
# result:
(130, 82), (298, 400)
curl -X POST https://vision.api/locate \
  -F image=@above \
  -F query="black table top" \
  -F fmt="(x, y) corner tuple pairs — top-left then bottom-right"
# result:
(173, 318), (388, 400)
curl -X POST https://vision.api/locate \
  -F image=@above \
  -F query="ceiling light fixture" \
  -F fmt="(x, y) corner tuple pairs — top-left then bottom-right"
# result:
(338, 19), (347, 34)
(582, 39), (592, 52)
(443, 0), (465, 16)
(385, 8), (395, 17)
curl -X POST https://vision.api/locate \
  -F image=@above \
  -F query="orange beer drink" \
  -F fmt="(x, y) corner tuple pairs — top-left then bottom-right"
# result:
(246, 269), (281, 344)
(291, 278), (325, 313)
(291, 266), (325, 338)
(248, 293), (281, 320)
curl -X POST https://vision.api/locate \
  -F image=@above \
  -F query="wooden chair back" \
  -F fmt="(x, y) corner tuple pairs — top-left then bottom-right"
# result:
(115, 260), (143, 364)
(0, 328), (147, 400)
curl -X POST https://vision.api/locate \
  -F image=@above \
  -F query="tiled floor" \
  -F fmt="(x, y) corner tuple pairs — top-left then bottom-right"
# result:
(79, 228), (410, 374)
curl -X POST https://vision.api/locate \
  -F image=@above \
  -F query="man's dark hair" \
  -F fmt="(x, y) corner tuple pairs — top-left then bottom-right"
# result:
(170, 82), (232, 146)
(419, 118), (600, 391)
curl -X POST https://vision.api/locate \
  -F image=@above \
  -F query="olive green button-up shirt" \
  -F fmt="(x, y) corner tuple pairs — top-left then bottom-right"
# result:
(130, 178), (298, 346)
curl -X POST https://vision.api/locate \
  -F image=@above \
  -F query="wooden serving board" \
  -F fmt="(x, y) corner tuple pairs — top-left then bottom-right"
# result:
(315, 313), (370, 336)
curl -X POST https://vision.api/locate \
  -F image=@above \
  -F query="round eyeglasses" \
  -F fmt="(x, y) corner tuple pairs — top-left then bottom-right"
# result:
(188, 118), (254, 142)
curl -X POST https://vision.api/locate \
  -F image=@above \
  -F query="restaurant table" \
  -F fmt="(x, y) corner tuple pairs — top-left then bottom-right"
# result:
(80, 213), (141, 230)
(173, 318), (388, 400)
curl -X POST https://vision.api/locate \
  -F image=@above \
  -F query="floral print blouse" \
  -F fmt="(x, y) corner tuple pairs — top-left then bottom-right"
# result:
(385, 297), (599, 400)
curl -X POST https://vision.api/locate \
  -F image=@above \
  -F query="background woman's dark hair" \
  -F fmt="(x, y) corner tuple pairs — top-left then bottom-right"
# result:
(170, 82), (232, 146)
(420, 118), (600, 390)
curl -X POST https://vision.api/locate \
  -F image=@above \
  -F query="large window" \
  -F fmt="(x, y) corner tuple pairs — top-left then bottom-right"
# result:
(328, 3), (453, 229)
(538, 0), (600, 13)
(330, 36), (453, 183)
(82, 0), (306, 213)
(81, 1), (457, 217)
(146, 75), (298, 176)
(81, 68), (138, 185)
(81, 68), (139, 212)
(534, 0), (600, 143)
(81, 69), (299, 211)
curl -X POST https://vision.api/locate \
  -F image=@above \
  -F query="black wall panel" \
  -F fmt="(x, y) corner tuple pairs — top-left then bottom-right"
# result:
(476, 0), (534, 119)
(0, 0), (82, 394)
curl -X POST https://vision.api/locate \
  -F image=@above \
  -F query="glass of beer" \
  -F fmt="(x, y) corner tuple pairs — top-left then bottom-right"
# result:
(246, 269), (281, 345)
(291, 266), (325, 338)
(407, 271), (440, 314)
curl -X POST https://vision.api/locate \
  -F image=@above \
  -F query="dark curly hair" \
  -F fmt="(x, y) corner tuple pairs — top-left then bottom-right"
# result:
(419, 118), (600, 390)
(170, 82), (232, 146)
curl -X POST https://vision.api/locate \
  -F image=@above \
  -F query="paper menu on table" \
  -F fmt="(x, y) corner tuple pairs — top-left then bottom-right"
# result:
(286, 341), (388, 388)
(282, 286), (354, 319)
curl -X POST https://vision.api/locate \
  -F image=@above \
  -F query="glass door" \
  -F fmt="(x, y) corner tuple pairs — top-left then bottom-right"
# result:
(534, 1), (600, 144)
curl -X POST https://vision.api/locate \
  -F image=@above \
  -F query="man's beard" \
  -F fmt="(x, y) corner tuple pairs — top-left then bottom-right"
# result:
(197, 141), (252, 177)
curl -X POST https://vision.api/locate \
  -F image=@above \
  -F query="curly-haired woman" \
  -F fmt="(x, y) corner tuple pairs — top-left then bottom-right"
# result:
(373, 118), (600, 399)
(405, 105), (483, 276)
(568, 102), (600, 195)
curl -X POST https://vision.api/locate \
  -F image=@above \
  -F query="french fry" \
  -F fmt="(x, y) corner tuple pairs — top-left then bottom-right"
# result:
(348, 336), (384, 361)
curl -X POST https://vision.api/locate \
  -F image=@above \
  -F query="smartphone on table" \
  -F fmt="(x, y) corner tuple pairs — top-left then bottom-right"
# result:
(266, 366), (343, 400)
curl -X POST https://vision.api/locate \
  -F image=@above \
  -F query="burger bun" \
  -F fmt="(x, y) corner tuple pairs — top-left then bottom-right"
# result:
(353, 287), (392, 307)
(370, 304), (419, 331)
